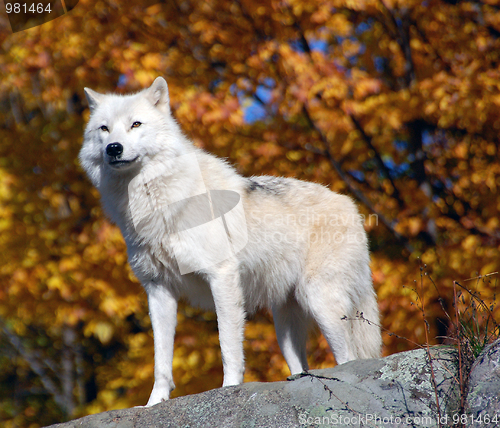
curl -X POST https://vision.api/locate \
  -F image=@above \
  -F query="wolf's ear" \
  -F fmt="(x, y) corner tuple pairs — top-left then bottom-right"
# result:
(84, 88), (104, 113)
(146, 77), (170, 111)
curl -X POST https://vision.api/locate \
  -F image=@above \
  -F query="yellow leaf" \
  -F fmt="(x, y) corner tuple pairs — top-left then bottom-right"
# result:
(94, 322), (114, 344)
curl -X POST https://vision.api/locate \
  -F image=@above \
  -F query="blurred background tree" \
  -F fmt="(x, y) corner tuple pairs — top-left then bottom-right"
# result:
(0, 0), (499, 425)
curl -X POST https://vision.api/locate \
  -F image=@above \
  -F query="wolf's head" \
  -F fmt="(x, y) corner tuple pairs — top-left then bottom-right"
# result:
(80, 77), (187, 188)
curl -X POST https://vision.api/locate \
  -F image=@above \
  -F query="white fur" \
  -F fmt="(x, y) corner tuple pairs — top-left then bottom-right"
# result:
(80, 77), (382, 406)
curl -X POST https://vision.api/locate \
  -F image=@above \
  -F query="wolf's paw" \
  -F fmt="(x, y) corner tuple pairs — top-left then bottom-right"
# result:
(145, 397), (168, 407)
(146, 384), (171, 407)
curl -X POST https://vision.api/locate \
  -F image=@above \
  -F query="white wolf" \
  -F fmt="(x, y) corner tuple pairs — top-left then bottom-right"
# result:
(79, 77), (382, 406)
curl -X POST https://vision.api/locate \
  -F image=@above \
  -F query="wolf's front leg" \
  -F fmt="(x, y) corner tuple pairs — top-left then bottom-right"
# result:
(210, 265), (246, 386)
(145, 284), (178, 406)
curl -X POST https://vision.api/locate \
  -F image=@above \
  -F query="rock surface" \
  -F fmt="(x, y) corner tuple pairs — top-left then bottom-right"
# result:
(47, 346), (461, 428)
(465, 339), (500, 427)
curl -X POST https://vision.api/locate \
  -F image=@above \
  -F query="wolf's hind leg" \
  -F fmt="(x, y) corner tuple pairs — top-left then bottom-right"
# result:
(301, 278), (357, 365)
(272, 294), (309, 375)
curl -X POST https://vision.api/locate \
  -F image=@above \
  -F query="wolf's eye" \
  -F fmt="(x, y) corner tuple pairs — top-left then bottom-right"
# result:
(131, 121), (142, 129)
(99, 125), (109, 132)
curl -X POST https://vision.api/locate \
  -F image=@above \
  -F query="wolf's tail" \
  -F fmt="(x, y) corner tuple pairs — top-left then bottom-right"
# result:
(306, 261), (382, 363)
(349, 281), (383, 359)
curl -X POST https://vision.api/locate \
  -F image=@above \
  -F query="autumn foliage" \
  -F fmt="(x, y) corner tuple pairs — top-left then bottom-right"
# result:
(0, 0), (499, 426)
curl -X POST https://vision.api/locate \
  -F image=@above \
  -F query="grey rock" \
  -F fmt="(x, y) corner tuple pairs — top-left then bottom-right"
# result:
(465, 339), (500, 427)
(46, 347), (460, 428)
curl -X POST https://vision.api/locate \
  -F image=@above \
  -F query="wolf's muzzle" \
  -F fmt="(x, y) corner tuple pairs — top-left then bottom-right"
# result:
(106, 143), (123, 157)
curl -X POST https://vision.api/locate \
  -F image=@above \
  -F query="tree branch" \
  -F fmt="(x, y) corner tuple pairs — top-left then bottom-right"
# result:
(291, 12), (406, 211)
(0, 319), (69, 414)
(301, 106), (411, 249)
(349, 114), (405, 208)
(378, 2), (416, 87)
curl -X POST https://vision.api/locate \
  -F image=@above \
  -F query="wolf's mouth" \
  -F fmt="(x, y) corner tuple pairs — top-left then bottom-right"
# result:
(108, 156), (139, 167)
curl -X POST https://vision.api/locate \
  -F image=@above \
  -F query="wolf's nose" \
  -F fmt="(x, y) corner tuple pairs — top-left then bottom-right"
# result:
(106, 143), (123, 157)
